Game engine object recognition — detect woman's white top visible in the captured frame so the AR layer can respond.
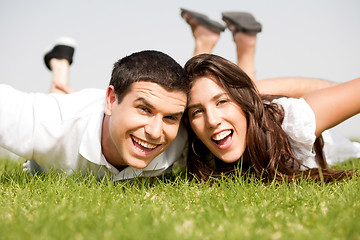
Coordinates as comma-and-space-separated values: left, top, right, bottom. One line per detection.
273, 97, 360, 169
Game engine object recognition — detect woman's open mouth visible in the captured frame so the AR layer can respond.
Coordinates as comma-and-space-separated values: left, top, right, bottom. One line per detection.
212, 130, 233, 149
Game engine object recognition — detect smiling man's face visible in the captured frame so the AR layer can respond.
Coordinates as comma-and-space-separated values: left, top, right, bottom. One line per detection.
101, 81, 187, 169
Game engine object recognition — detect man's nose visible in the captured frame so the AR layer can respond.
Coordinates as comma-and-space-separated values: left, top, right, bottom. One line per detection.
145, 115, 163, 139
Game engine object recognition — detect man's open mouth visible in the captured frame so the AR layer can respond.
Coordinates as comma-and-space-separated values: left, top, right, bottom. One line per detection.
131, 135, 160, 153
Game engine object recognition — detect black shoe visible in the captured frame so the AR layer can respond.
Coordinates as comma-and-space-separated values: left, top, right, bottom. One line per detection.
44, 37, 76, 70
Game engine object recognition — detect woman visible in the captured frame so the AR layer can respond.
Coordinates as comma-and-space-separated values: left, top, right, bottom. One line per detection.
185, 53, 360, 182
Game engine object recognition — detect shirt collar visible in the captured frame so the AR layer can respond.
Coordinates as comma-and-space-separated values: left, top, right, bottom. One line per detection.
79, 103, 109, 167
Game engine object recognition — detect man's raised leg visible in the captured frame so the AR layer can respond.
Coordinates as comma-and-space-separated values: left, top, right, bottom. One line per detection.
44, 37, 76, 94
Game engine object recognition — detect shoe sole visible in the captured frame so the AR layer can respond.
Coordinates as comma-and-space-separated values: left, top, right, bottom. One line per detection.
181, 8, 225, 33
222, 12, 262, 33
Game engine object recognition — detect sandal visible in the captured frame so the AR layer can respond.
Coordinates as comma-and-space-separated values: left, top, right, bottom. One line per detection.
181, 8, 225, 33
222, 12, 262, 34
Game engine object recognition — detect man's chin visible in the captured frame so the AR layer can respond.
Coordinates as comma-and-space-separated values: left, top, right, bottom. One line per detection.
126, 145, 168, 169
127, 158, 152, 169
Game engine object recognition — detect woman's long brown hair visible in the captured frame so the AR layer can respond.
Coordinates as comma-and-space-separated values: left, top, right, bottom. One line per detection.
184, 54, 351, 182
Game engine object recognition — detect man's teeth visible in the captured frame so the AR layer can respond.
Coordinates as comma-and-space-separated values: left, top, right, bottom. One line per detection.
212, 130, 232, 141
133, 137, 157, 149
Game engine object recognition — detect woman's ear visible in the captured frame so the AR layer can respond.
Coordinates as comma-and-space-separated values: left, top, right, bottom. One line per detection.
104, 85, 117, 116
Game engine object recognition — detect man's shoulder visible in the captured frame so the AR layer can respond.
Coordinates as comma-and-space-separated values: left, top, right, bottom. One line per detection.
32, 88, 106, 124
76, 88, 106, 94
50, 88, 106, 109
67, 88, 106, 99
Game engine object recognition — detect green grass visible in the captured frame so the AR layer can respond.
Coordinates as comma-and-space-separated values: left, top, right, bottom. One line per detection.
1, 158, 360, 240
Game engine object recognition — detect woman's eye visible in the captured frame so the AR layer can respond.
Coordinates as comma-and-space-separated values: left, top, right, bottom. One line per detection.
191, 109, 203, 117
217, 99, 229, 105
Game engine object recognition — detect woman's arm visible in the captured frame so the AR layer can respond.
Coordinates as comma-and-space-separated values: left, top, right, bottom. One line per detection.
255, 77, 337, 98
303, 77, 360, 137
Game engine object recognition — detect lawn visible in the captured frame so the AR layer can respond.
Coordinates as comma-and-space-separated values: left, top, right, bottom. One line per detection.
1, 158, 360, 240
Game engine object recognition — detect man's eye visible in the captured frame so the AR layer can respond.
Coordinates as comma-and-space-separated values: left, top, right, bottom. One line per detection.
164, 116, 178, 122
138, 106, 151, 113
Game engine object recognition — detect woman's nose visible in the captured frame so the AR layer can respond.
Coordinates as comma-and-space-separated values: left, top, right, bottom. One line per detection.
205, 108, 221, 128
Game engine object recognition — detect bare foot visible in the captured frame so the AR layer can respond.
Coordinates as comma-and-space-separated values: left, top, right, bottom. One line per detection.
233, 32, 257, 52
223, 19, 258, 81
223, 19, 257, 48
182, 12, 220, 56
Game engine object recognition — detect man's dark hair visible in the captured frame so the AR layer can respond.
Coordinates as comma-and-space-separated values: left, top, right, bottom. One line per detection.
110, 50, 189, 103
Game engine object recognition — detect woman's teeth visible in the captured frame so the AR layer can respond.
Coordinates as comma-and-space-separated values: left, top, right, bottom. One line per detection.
212, 130, 232, 141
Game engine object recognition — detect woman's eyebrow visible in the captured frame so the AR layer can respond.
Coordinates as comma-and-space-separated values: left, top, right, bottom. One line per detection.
187, 103, 202, 110
212, 93, 226, 100
188, 93, 227, 109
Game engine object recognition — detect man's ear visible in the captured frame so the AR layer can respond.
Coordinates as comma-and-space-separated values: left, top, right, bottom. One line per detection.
104, 85, 117, 116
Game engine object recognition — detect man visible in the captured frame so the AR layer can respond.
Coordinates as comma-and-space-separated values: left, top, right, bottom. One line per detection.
0, 38, 189, 180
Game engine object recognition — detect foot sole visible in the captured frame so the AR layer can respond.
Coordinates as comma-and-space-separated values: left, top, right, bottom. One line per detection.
181, 8, 225, 33
222, 12, 262, 34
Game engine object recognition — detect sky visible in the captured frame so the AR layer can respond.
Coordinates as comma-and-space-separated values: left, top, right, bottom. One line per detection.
0, 0, 359, 139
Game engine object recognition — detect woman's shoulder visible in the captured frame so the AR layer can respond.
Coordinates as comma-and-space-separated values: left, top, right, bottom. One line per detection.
274, 97, 316, 146
272, 97, 318, 167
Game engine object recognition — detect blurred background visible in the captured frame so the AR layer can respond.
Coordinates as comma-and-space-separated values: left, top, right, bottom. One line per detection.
1, 0, 359, 139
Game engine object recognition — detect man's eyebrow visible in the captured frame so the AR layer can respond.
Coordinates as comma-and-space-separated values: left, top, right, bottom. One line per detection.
135, 97, 184, 116
187, 93, 226, 109
135, 97, 154, 109
169, 111, 184, 117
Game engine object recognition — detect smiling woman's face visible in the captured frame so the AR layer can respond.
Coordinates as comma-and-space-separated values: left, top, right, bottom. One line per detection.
187, 76, 247, 163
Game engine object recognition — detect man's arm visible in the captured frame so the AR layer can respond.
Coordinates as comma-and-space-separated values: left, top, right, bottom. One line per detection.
255, 77, 337, 98
0, 85, 35, 159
